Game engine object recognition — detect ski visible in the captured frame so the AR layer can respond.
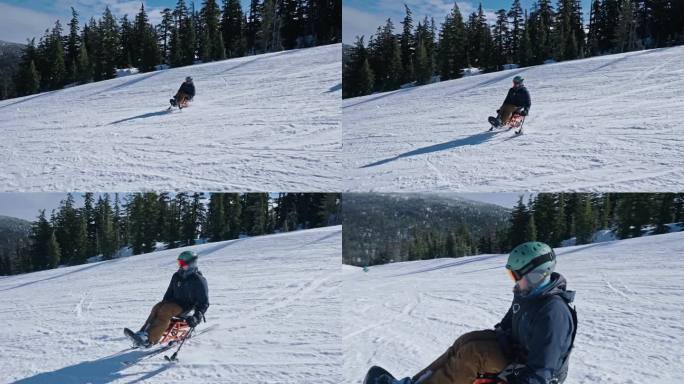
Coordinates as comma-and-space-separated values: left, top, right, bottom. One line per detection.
121, 324, 218, 366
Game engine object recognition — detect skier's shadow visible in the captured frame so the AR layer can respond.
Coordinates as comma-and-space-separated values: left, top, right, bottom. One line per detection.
109, 109, 172, 125
360, 131, 497, 168
10, 348, 173, 384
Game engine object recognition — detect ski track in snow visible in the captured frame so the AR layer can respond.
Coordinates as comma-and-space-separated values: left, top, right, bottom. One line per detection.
343, 46, 684, 192
343, 232, 684, 383
0, 226, 342, 383
0, 45, 342, 192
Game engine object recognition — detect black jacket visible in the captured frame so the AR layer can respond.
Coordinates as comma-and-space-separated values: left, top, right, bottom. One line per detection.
178, 82, 196, 99
495, 273, 576, 384
163, 269, 209, 316
503, 86, 531, 111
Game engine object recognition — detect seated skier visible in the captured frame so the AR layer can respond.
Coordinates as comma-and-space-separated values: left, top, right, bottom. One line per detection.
367, 242, 577, 384
490, 76, 531, 128
126, 251, 209, 347
170, 76, 196, 108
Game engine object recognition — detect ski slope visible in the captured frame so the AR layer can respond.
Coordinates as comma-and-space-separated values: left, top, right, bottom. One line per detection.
0, 44, 341, 191
342, 232, 684, 383
0, 226, 342, 384
343, 46, 684, 192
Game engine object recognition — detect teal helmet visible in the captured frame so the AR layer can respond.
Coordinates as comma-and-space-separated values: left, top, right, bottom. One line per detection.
506, 242, 556, 294
512, 75, 524, 85
177, 250, 198, 268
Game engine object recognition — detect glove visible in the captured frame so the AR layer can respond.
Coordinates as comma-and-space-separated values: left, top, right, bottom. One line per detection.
183, 313, 201, 327
473, 373, 507, 384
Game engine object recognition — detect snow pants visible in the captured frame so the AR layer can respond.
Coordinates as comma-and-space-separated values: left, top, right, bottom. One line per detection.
174, 91, 190, 107
498, 104, 520, 126
143, 301, 184, 344
411, 330, 510, 384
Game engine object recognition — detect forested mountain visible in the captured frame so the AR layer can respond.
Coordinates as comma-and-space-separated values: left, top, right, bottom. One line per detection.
0, 40, 24, 99
0, 192, 340, 276
5, 0, 341, 100
342, 193, 511, 266
343, 0, 684, 98
343, 193, 684, 266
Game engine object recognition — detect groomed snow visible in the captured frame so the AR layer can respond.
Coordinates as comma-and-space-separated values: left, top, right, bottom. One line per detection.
343, 231, 684, 383
0, 44, 341, 192
343, 46, 684, 192
0, 226, 342, 383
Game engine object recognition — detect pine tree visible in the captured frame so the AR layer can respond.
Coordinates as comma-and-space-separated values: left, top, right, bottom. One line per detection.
99, 7, 120, 79
83, 193, 97, 258
66, 8, 81, 83
437, 3, 467, 80
342, 36, 374, 98
76, 44, 92, 83
261, 0, 281, 51
399, 4, 415, 84
159, 8, 174, 63
368, 19, 402, 91
508, 0, 524, 62
492, 9, 511, 69
613, 0, 638, 53
574, 196, 596, 244
46, 21, 66, 90
246, 0, 262, 53
222, 0, 245, 57
587, 0, 602, 56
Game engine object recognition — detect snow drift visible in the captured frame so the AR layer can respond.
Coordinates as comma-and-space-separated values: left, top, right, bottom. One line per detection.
343, 231, 684, 383
0, 44, 341, 192
0, 226, 342, 383
343, 46, 684, 192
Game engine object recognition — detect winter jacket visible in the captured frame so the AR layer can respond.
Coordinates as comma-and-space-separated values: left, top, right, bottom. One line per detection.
178, 82, 196, 99
503, 86, 531, 111
495, 273, 576, 384
163, 269, 209, 316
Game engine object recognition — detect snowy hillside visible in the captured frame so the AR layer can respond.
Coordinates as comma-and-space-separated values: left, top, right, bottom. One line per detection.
0, 44, 341, 191
343, 232, 684, 383
0, 226, 342, 384
343, 46, 684, 192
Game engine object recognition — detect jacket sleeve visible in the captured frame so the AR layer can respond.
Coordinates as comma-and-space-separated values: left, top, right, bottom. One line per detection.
163, 273, 176, 301
188, 84, 196, 98
494, 306, 513, 356
523, 88, 531, 110
510, 299, 573, 384
503, 88, 514, 105
193, 276, 209, 315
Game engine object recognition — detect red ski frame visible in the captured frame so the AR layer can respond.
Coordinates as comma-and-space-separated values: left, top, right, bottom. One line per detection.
159, 317, 191, 345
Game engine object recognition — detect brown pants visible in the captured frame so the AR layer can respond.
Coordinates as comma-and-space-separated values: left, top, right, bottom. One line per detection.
143, 301, 183, 344
174, 92, 189, 107
498, 104, 520, 126
412, 330, 509, 384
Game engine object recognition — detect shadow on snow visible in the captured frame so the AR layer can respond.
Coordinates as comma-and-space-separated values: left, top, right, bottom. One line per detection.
10, 348, 173, 384
109, 109, 172, 125
360, 131, 498, 169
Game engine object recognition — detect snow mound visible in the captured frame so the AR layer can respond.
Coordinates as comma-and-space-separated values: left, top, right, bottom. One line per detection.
0, 44, 341, 191
343, 231, 684, 383
343, 46, 684, 192
0, 226, 342, 383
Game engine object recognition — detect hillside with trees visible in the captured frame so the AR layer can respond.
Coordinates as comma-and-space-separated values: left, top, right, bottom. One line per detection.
0, 192, 339, 276
343, 193, 684, 266
5, 0, 341, 100
343, 0, 684, 98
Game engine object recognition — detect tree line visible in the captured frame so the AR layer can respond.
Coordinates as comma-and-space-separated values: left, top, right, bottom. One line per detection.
506, 193, 684, 248
0, 192, 339, 276
343, 0, 684, 98
6, 0, 341, 99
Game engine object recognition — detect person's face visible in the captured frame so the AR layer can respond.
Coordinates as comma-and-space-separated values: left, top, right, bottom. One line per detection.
513, 81, 521, 88
178, 259, 190, 270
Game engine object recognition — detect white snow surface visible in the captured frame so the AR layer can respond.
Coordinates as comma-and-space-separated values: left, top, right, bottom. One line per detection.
0, 226, 342, 383
343, 232, 684, 383
343, 46, 684, 192
0, 44, 341, 191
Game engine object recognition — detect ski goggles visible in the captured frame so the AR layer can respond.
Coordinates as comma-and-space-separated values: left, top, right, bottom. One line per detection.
507, 251, 555, 281
178, 259, 190, 268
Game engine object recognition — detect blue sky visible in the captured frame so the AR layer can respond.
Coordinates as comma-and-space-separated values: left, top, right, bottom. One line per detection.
0, 0, 251, 44
344, 0, 592, 44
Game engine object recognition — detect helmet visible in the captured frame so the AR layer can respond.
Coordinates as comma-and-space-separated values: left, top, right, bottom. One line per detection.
185, 76, 193, 82
512, 76, 524, 85
177, 250, 198, 268
506, 242, 555, 294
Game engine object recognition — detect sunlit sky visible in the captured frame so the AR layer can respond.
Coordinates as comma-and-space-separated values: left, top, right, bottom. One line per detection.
343, 0, 592, 44
0, 0, 252, 44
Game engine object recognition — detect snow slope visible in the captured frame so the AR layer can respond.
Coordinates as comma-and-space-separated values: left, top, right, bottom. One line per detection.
0, 226, 342, 384
343, 232, 684, 383
343, 46, 684, 192
0, 44, 341, 191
